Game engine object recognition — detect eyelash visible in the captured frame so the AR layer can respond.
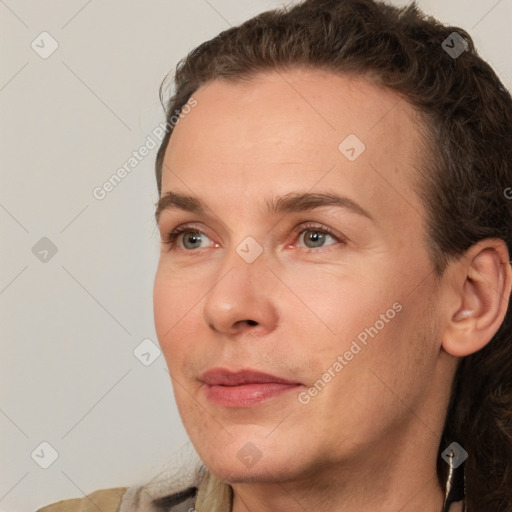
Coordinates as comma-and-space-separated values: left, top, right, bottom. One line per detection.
162, 222, 346, 252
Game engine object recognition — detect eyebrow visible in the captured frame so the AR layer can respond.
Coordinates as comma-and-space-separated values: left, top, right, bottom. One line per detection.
154, 191, 373, 224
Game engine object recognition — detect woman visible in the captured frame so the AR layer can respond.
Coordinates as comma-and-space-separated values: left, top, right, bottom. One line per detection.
38, 0, 512, 510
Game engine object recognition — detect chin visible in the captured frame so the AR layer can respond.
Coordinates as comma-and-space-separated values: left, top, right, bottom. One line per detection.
207, 459, 295, 485
198, 441, 309, 486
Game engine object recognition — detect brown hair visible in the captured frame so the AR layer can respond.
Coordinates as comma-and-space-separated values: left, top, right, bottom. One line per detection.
154, 0, 512, 509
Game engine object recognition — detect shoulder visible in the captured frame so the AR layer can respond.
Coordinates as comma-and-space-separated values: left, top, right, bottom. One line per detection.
120, 484, 198, 512
36, 487, 127, 512
36, 484, 198, 512
36, 466, 203, 512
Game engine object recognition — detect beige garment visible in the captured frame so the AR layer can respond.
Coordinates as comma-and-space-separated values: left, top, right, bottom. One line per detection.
34, 469, 232, 512
36, 487, 127, 512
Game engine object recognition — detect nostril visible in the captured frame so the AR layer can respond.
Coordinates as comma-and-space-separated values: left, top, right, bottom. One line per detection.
246, 320, 258, 326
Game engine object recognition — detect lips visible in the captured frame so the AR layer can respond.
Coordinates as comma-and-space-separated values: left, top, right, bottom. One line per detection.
200, 368, 300, 386
200, 368, 302, 408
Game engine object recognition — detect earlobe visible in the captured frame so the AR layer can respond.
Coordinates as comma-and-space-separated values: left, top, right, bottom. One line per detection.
441, 239, 512, 358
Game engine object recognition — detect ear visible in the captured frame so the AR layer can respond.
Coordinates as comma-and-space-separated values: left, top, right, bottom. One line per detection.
441, 238, 512, 358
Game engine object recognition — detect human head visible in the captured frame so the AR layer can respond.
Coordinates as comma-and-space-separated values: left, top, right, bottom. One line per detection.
153, 1, 512, 509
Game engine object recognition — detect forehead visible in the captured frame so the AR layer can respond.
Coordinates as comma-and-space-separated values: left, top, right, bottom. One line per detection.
166, 68, 424, 154
161, 68, 427, 233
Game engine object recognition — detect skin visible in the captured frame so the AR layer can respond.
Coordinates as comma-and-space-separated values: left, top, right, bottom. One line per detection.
153, 69, 511, 512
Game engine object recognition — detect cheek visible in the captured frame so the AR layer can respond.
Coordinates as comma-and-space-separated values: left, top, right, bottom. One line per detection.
153, 265, 197, 334
290, 269, 399, 353
295, 270, 420, 389
153, 275, 171, 346
153, 268, 193, 370
351, 296, 438, 410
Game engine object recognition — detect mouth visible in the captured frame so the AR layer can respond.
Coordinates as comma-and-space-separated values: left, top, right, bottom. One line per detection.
199, 368, 303, 408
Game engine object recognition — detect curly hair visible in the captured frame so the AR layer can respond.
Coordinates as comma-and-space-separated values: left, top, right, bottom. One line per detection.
154, 1, 512, 509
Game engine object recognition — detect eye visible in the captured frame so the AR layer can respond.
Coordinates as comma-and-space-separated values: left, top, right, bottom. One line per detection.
292, 222, 345, 250
161, 222, 345, 252
162, 224, 215, 251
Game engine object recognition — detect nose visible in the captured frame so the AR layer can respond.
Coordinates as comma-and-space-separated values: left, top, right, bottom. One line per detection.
202, 246, 279, 337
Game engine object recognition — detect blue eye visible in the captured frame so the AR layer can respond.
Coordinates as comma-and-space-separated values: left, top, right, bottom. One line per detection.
162, 222, 345, 252
294, 224, 341, 249
163, 226, 213, 250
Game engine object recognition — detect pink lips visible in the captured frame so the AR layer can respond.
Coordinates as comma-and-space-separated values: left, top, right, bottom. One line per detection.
200, 368, 302, 408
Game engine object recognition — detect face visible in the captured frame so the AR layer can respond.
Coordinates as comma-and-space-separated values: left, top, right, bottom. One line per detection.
153, 69, 448, 485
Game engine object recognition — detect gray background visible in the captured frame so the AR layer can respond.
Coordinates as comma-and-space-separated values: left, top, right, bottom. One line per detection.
1, 1, 510, 511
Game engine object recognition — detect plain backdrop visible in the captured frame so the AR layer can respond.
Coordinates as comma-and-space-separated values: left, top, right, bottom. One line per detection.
1, 1, 511, 510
